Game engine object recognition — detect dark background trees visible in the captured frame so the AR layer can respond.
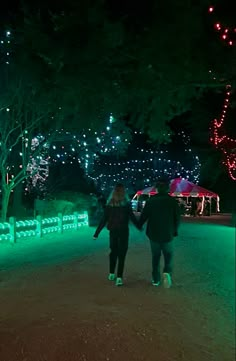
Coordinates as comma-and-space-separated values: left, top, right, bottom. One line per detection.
7, 0, 235, 139
0, 0, 235, 219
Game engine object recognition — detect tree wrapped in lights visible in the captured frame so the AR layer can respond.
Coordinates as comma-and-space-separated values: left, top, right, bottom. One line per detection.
1, 86, 131, 199
0, 83, 55, 221
0, 43, 62, 220
0, 26, 78, 219
208, 2, 236, 180
210, 85, 236, 180
26, 135, 50, 196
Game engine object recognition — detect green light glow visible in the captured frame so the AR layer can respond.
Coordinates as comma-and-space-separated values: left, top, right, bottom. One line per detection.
0, 212, 88, 242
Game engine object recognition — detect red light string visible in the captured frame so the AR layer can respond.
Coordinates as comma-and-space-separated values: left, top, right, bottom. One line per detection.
208, 5, 236, 46
210, 85, 236, 180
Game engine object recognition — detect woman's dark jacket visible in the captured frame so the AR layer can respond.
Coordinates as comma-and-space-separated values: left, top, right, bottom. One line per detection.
93, 202, 138, 237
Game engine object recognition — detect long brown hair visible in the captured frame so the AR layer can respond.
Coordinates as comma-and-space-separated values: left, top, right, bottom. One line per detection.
107, 183, 130, 206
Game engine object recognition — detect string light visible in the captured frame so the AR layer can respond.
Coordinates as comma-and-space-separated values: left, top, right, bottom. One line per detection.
208, 4, 236, 46
91, 131, 200, 192
48, 116, 131, 175
0, 30, 12, 64
1, 31, 130, 195
208, 5, 236, 180
1, 30, 201, 194
210, 85, 236, 180
4, 112, 131, 197
26, 136, 50, 195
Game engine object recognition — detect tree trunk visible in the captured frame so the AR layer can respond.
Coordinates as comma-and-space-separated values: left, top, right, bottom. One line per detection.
12, 182, 24, 218
1, 186, 11, 222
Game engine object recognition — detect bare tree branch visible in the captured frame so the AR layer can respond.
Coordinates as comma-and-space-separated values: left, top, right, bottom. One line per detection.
4, 123, 22, 146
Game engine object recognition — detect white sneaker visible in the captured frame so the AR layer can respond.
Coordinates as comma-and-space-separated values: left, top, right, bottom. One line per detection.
163, 273, 172, 288
152, 280, 160, 287
115, 277, 123, 286
108, 273, 116, 281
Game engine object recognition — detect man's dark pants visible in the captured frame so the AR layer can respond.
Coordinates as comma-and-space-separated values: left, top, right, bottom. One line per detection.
109, 229, 129, 278
150, 240, 173, 283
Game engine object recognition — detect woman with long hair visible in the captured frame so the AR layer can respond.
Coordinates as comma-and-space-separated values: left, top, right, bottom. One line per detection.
93, 183, 139, 286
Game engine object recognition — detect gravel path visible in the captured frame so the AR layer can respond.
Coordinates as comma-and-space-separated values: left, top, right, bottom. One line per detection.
0, 218, 235, 361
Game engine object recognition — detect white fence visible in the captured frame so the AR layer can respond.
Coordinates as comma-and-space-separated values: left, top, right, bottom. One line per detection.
0, 211, 88, 243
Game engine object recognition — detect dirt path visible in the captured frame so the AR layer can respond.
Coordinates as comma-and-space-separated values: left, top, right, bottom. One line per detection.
0, 221, 235, 361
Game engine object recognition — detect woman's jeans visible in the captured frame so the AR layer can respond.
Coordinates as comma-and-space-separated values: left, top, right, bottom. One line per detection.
109, 229, 129, 278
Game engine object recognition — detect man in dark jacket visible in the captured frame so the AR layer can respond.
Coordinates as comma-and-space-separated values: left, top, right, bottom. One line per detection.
138, 178, 180, 288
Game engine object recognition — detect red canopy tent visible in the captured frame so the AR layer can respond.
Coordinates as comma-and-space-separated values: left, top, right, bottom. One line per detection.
132, 178, 220, 213
135, 178, 219, 198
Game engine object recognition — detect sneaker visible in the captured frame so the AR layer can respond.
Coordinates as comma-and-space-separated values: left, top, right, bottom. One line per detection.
108, 273, 116, 281
163, 273, 172, 288
152, 280, 160, 287
115, 277, 123, 286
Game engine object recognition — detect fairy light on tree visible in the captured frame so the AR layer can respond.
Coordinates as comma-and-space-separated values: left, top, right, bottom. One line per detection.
0, 30, 12, 64
48, 115, 131, 175
26, 135, 50, 196
90, 131, 200, 193
208, 3, 236, 46
0, 29, 64, 219
210, 85, 236, 180
207, 3, 236, 180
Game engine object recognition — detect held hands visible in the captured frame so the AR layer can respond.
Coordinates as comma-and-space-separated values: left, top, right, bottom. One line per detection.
136, 222, 143, 231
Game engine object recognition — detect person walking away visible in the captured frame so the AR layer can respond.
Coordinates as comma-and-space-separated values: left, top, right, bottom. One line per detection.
204, 198, 211, 216
89, 194, 98, 226
138, 178, 180, 288
93, 183, 139, 286
97, 193, 106, 210
196, 197, 202, 216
